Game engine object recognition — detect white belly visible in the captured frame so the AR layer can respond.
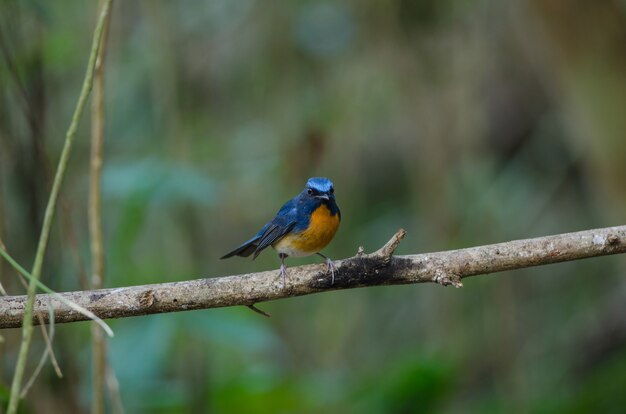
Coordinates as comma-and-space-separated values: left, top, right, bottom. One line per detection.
272, 243, 314, 258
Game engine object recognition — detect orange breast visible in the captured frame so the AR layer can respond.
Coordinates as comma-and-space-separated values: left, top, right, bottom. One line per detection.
273, 204, 340, 257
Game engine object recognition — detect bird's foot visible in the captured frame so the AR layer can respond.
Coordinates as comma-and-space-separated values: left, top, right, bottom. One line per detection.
325, 257, 337, 285
279, 263, 288, 288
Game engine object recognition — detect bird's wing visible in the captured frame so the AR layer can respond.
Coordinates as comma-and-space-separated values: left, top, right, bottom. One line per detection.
221, 197, 300, 260
252, 220, 296, 258
252, 201, 298, 258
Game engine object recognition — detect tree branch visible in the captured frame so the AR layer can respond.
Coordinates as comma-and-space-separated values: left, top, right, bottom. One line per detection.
1, 225, 625, 329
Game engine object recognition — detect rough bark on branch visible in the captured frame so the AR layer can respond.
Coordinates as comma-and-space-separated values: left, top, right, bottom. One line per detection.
1, 226, 625, 329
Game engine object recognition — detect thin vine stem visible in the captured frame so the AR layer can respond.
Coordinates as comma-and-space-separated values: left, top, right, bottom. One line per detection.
0, 247, 113, 336
7, 1, 114, 413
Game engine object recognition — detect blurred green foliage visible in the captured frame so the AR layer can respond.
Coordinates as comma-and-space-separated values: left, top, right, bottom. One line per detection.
1, 0, 626, 412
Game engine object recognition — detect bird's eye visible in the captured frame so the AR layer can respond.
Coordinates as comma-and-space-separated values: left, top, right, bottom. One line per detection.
307, 188, 313, 195
330, 188, 334, 194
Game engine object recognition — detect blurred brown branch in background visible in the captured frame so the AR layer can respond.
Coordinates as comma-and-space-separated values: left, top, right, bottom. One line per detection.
89, 1, 118, 413
0, 225, 624, 329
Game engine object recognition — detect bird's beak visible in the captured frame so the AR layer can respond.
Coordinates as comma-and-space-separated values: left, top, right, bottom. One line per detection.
316, 194, 330, 201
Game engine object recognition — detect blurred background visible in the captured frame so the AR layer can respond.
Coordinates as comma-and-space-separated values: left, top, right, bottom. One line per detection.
1, 0, 626, 412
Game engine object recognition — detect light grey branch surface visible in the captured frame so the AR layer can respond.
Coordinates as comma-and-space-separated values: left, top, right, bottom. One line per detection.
1, 226, 625, 329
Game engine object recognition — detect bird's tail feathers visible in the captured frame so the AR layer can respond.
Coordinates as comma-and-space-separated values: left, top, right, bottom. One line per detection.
220, 235, 261, 259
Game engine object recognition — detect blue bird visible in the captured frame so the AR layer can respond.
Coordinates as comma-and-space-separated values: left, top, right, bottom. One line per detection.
221, 177, 341, 286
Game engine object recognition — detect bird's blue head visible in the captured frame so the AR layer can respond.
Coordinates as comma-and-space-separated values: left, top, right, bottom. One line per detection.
304, 177, 335, 201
